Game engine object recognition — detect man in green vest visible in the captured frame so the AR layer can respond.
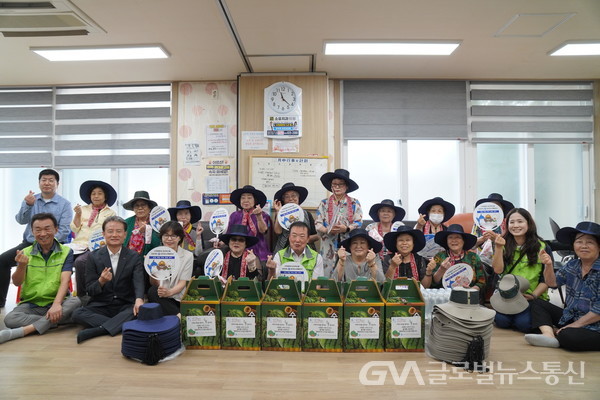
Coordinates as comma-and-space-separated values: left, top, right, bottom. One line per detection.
0, 213, 81, 344
266, 221, 325, 281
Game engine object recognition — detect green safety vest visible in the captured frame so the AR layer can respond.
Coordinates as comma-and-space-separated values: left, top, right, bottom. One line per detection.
20, 241, 70, 306
278, 246, 319, 279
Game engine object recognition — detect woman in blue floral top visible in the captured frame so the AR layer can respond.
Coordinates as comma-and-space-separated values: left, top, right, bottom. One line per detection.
525, 221, 600, 351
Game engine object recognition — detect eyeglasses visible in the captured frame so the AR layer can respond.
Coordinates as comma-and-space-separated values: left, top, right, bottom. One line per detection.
331, 183, 346, 188
229, 237, 246, 243
133, 203, 149, 209
162, 235, 180, 240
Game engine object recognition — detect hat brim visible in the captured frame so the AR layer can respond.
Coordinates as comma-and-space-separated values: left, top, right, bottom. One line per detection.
434, 230, 477, 251
230, 188, 267, 209
320, 172, 359, 193
79, 180, 118, 207
168, 205, 202, 224
220, 232, 260, 248
490, 291, 529, 315
122, 316, 180, 333
368, 203, 406, 222
556, 226, 600, 246
340, 232, 383, 253
273, 185, 308, 205
436, 302, 496, 322
123, 197, 158, 211
383, 229, 426, 254
418, 199, 455, 222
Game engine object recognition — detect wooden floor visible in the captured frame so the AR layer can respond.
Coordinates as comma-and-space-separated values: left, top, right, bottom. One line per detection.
1, 293, 599, 399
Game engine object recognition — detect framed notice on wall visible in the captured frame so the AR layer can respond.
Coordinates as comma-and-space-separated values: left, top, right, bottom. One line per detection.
250, 156, 328, 208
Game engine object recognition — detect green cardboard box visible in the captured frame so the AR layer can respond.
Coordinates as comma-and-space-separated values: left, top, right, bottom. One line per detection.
343, 278, 385, 352
383, 278, 425, 352
261, 277, 303, 351
180, 276, 223, 349
220, 277, 262, 351
302, 277, 343, 352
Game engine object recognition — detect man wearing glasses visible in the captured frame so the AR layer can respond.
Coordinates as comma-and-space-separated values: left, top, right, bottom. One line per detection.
0, 169, 73, 309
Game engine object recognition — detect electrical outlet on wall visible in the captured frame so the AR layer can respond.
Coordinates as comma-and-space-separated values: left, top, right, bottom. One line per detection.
211, 89, 218, 100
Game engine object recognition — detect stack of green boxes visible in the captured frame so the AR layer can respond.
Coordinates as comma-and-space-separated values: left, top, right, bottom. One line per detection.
343, 277, 385, 352
302, 277, 343, 352
181, 276, 223, 349
382, 277, 425, 352
261, 277, 303, 351
221, 277, 262, 351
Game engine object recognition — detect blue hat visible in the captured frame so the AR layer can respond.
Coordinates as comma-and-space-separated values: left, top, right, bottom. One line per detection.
434, 224, 477, 251
79, 180, 117, 207
168, 200, 202, 224
369, 199, 405, 222
121, 303, 181, 365
220, 224, 259, 247
556, 221, 600, 245
339, 228, 383, 254
418, 197, 455, 223
383, 226, 426, 254
230, 185, 267, 209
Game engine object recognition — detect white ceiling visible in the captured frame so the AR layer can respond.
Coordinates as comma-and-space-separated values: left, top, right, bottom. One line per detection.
1, 0, 599, 86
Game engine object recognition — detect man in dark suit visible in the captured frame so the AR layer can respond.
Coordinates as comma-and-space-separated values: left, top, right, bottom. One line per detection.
72, 216, 145, 343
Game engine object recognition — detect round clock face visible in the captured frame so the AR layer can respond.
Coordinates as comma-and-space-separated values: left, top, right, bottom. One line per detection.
268, 83, 298, 113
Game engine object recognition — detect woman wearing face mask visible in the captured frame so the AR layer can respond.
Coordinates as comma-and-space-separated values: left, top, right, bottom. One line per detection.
414, 197, 455, 258
428, 224, 486, 294
227, 185, 271, 264
272, 182, 318, 254
491, 208, 552, 333
365, 199, 405, 261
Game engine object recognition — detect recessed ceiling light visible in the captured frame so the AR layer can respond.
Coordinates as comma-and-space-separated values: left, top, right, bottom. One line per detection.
31, 45, 170, 61
324, 41, 460, 55
550, 41, 600, 56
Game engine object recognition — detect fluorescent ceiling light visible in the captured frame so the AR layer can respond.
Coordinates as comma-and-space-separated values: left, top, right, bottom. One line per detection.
550, 42, 600, 56
324, 41, 460, 55
31, 45, 169, 61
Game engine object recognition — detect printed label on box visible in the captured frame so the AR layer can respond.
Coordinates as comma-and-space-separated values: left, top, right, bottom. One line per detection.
186, 315, 216, 337
307, 317, 338, 339
225, 317, 256, 338
391, 316, 422, 338
349, 317, 380, 339
266, 317, 297, 339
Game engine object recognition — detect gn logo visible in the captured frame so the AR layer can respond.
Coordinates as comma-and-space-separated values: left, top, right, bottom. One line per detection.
358, 361, 425, 386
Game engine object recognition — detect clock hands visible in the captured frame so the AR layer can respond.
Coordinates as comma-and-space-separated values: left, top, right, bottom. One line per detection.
280, 91, 290, 106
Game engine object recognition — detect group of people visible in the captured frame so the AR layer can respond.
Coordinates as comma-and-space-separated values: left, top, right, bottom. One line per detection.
0, 168, 598, 352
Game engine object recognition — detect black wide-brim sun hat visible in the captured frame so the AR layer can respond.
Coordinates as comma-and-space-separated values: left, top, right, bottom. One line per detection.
273, 182, 308, 205
79, 180, 117, 207
220, 224, 260, 247
168, 200, 202, 224
475, 193, 514, 215
434, 224, 477, 251
556, 221, 600, 246
369, 199, 406, 222
320, 168, 359, 193
383, 226, 426, 254
123, 190, 158, 211
230, 185, 267, 209
417, 197, 455, 222
339, 228, 383, 254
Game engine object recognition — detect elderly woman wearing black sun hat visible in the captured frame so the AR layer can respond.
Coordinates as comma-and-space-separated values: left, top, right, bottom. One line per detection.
332, 228, 385, 283
382, 226, 432, 286
272, 182, 318, 254
525, 221, 600, 351
315, 169, 363, 277
365, 199, 405, 261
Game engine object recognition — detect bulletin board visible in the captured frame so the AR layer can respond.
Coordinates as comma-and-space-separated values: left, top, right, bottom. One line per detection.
250, 156, 329, 208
